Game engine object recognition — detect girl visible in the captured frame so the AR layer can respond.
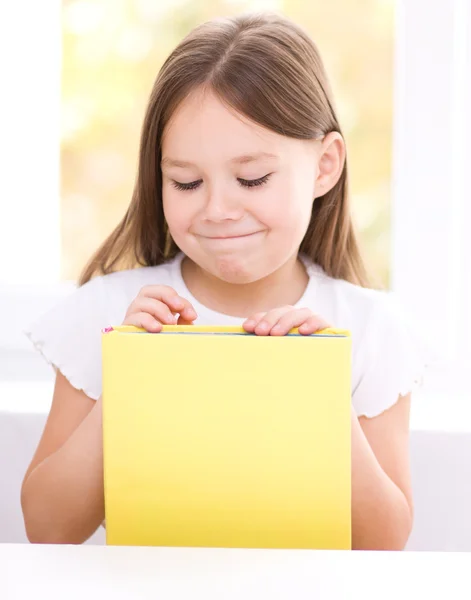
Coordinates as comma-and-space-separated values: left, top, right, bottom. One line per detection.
21, 12, 425, 549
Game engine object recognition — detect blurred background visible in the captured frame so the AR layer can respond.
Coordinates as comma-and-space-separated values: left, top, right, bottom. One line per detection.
60, 0, 395, 286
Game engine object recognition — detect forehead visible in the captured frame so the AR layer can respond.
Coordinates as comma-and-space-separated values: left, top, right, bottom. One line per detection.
161, 88, 304, 162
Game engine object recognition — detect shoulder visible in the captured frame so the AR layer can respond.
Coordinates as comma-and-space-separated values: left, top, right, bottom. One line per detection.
303, 258, 427, 417
82, 257, 181, 323
302, 257, 392, 334
304, 256, 407, 364
94, 258, 178, 296
23, 257, 183, 400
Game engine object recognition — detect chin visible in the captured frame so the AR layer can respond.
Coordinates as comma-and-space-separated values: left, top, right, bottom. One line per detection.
208, 255, 265, 285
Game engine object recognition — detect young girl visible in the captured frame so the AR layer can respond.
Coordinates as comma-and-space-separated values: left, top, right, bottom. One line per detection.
21, 12, 425, 550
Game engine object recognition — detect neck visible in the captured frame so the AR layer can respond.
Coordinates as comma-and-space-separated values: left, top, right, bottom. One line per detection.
181, 254, 310, 318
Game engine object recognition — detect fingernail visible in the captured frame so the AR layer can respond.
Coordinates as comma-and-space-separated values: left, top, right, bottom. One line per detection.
271, 325, 282, 333
245, 320, 255, 328
257, 322, 269, 332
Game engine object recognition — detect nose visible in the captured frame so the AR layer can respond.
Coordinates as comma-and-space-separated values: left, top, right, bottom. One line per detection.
202, 184, 244, 223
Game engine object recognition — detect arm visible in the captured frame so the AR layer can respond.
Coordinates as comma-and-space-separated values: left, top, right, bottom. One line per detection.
351, 393, 414, 550
240, 301, 414, 549
21, 371, 105, 544
21, 284, 197, 544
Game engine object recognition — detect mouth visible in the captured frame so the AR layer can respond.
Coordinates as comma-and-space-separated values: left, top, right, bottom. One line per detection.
199, 231, 263, 241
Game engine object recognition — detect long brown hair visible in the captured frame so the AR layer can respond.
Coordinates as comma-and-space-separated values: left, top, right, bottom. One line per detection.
79, 11, 373, 288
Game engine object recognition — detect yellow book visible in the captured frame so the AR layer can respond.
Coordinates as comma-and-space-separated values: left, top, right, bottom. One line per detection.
102, 325, 352, 549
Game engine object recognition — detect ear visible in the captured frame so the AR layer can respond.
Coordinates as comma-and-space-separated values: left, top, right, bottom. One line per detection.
314, 132, 346, 198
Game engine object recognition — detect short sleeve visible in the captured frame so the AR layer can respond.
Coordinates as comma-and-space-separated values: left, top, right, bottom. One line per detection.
23, 276, 110, 401
351, 292, 434, 418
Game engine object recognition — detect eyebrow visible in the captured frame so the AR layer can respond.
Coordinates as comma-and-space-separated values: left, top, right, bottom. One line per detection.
160, 152, 279, 169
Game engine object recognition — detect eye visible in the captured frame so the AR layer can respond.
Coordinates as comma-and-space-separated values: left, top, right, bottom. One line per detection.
237, 173, 272, 189
171, 179, 202, 192
170, 173, 272, 192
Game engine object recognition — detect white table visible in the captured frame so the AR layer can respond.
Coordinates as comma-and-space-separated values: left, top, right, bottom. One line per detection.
2, 544, 471, 600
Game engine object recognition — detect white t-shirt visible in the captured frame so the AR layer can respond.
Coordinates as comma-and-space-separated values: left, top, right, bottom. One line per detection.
24, 252, 428, 418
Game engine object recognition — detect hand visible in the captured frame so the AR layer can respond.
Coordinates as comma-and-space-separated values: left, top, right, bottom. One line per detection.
122, 285, 197, 332
243, 306, 330, 336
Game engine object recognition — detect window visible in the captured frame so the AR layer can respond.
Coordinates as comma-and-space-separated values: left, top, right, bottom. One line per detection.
390, 0, 471, 428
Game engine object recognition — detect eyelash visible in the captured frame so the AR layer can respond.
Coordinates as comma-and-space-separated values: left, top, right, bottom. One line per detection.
171, 173, 272, 192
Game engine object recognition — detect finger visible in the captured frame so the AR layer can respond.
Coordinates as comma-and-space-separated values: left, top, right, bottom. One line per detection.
243, 312, 268, 333
266, 308, 315, 336
123, 312, 163, 333
177, 313, 194, 326
175, 296, 198, 322
298, 314, 331, 335
139, 284, 180, 302
128, 297, 178, 325
253, 306, 294, 336
139, 285, 197, 318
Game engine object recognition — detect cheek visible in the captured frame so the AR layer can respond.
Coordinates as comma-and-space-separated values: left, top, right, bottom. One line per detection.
286, 179, 315, 229
163, 193, 192, 234
258, 183, 313, 233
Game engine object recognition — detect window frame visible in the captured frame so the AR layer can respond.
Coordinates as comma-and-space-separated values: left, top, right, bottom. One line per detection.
390, 0, 471, 394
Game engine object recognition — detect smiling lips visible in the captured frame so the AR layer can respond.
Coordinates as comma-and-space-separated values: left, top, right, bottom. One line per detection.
199, 231, 263, 240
